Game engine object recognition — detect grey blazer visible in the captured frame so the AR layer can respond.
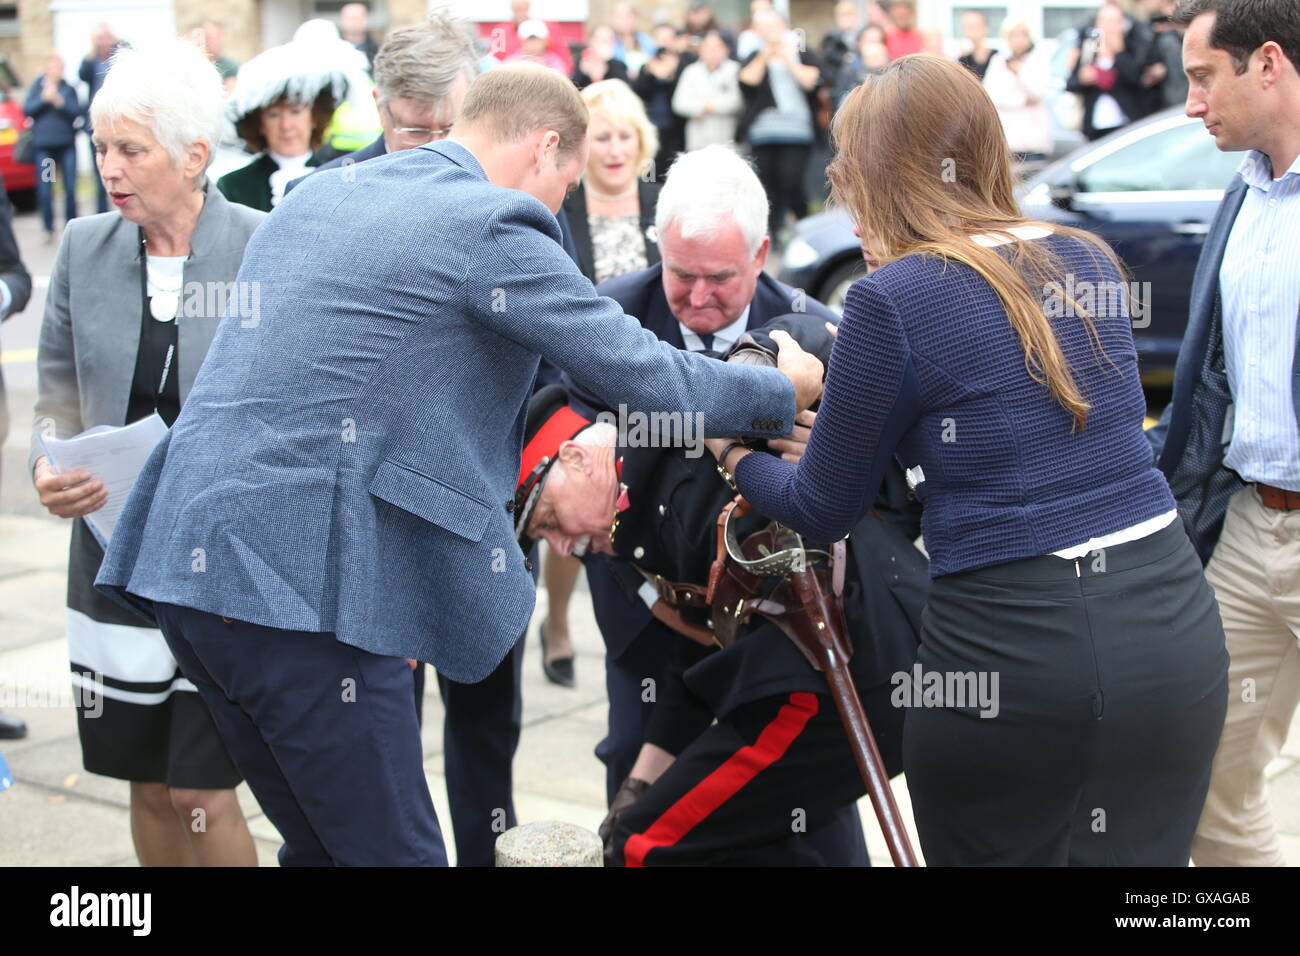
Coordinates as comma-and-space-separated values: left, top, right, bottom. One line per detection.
29, 183, 266, 473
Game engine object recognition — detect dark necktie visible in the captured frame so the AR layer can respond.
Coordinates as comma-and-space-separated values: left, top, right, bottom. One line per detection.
698, 332, 714, 352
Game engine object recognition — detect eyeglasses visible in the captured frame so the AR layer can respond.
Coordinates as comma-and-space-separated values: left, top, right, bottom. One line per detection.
383, 104, 453, 147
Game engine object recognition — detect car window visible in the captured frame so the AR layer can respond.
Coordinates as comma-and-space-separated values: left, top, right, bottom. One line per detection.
1077, 122, 1243, 193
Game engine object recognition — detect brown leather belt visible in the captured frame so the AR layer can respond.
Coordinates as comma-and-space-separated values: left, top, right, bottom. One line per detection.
1256, 482, 1300, 511
646, 572, 710, 609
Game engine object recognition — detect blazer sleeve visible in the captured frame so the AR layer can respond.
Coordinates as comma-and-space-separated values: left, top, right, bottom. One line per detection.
734, 276, 924, 543
632, 65, 660, 99
23, 81, 47, 119
57, 83, 82, 119
30, 228, 83, 473
0, 190, 32, 320
473, 198, 796, 440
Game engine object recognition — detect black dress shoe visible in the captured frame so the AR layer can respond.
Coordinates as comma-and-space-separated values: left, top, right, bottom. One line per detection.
539, 621, 576, 689
0, 712, 28, 740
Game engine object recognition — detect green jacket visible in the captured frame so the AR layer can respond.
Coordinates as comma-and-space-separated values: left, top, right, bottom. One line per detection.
216, 152, 323, 213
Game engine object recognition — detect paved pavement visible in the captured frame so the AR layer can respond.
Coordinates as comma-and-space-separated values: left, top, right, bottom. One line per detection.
2, 203, 1298, 867
0, 513, 933, 866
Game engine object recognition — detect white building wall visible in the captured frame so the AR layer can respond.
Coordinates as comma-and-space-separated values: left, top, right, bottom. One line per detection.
51, 0, 177, 74
435, 0, 591, 23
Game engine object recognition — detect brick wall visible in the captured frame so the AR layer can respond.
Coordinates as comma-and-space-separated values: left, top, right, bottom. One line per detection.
173, 0, 263, 65
16, 0, 53, 83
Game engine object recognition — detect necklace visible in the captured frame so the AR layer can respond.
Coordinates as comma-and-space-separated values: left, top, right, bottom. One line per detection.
587, 185, 637, 202
145, 264, 183, 322
141, 235, 184, 323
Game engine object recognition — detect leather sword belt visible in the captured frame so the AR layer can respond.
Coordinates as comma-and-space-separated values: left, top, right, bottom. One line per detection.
639, 492, 920, 866
637, 495, 844, 653
1256, 482, 1300, 511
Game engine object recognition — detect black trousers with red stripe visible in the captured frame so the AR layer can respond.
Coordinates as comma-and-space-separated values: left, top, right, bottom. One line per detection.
611, 690, 884, 866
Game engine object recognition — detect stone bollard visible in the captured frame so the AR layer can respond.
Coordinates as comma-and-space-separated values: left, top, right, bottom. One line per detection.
494, 821, 604, 867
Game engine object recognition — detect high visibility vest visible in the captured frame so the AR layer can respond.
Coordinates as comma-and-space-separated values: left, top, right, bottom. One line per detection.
324, 94, 382, 153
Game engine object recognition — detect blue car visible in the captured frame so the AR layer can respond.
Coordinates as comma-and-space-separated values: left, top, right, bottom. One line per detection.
777, 108, 1244, 381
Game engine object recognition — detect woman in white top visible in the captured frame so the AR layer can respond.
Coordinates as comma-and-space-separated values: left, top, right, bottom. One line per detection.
673, 29, 744, 152
982, 21, 1053, 161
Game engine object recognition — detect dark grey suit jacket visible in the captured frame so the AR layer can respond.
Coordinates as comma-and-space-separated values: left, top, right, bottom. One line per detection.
1148, 175, 1299, 562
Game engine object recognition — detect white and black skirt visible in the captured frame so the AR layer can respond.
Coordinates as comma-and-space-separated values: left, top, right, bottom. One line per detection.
66, 518, 241, 789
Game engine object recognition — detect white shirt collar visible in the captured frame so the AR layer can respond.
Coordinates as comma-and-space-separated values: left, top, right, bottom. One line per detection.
678, 305, 751, 355
970, 224, 1054, 247
1237, 148, 1300, 191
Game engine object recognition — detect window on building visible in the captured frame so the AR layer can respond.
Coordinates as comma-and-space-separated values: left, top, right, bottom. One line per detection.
0, 4, 18, 40
311, 1, 389, 31
951, 6, 1008, 40
1043, 5, 1100, 41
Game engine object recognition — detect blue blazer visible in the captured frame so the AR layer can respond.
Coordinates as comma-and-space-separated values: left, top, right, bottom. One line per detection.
1149, 174, 1300, 561
285, 134, 582, 266
96, 140, 797, 682
568, 263, 837, 661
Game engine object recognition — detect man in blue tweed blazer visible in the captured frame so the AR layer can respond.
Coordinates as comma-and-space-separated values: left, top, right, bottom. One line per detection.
95, 65, 821, 866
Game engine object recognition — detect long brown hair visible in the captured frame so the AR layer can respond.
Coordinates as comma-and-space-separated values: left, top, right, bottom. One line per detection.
828, 54, 1121, 429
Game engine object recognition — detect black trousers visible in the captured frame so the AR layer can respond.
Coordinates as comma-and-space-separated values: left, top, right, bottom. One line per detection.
595, 623, 674, 804
751, 142, 812, 236
412, 633, 525, 868
903, 520, 1229, 866
611, 689, 887, 866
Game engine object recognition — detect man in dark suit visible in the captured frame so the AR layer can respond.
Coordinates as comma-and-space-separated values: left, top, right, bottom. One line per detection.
1150, 0, 1300, 866
0, 180, 33, 740
557, 143, 875, 861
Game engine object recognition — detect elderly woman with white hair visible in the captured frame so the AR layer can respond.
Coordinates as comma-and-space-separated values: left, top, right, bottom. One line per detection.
30, 40, 264, 866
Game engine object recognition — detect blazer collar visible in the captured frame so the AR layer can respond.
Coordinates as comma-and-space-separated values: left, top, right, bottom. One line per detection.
189, 181, 237, 257
127, 179, 232, 262
425, 139, 487, 180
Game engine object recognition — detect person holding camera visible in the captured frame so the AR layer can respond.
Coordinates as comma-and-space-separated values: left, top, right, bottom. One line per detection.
738, 9, 825, 241
23, 55, 81, 243
1066, 1, 1161, 140
635, 24, 691, 179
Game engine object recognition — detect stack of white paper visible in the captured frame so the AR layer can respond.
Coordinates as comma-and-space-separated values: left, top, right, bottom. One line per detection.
38, 413, 169, 547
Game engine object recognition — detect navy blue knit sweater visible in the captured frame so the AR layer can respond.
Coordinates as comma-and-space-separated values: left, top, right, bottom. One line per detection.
735, 233, 1176, 577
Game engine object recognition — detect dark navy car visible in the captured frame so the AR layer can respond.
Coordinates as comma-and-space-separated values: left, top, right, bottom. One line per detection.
777, 108, 1244, 381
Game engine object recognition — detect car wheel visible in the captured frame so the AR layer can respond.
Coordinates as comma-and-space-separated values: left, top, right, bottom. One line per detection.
817, 257, 869, 315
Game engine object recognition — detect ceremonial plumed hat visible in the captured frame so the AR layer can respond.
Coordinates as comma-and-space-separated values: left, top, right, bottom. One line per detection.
513, 386, 594, 551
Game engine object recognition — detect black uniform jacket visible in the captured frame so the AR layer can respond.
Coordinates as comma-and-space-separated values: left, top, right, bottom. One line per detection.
596, 315, 928, 775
